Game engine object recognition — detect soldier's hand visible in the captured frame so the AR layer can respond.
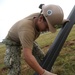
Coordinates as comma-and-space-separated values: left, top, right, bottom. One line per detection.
42, 70, 57, 75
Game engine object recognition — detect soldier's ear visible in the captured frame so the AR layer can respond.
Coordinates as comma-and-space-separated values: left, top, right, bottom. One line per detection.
38, 15, 43, 22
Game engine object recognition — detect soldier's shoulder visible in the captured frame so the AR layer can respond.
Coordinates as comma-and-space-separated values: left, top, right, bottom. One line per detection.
25, 13, 40, 19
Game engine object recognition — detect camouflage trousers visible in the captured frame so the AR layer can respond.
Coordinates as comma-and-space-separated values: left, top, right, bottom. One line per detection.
2, 39, 45, 75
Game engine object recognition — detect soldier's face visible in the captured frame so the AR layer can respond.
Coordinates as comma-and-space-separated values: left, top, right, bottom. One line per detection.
37, 16, 49, 32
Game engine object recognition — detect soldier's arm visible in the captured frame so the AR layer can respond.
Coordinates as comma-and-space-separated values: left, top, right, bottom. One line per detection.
23, 48, 45, 75
18, 31, 44, 75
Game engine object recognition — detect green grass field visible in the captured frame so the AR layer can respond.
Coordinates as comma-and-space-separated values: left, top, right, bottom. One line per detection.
0, 25, 75, 75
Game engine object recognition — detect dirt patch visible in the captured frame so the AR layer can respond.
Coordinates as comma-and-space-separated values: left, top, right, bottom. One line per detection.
64, 39, 75, 47
42, 39, 75, 53
42, 45, 49, 53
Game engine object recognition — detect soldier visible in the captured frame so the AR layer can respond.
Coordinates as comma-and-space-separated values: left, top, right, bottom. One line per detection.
2, 4, 68, 75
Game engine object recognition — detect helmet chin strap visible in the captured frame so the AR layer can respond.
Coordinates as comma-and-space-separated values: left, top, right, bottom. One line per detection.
35, 24, 40, 32
33, 17, 40, 32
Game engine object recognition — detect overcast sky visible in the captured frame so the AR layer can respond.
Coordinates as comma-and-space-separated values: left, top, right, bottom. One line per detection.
0, 0, 75, 42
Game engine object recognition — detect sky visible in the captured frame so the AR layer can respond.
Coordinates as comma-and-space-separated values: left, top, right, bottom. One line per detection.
0, 0, 75, 42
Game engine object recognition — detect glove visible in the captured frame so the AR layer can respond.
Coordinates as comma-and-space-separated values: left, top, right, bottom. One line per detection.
42, 70, 57, 75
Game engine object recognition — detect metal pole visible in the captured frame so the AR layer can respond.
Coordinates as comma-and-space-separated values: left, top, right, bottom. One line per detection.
34, 5, 75, 75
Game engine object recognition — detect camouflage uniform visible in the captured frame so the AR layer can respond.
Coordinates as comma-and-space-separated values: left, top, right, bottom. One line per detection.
2, 38, 45, 75
33, 42, 45, 64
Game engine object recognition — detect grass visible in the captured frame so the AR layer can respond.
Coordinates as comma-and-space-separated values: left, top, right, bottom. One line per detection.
0, 25, 75, 75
